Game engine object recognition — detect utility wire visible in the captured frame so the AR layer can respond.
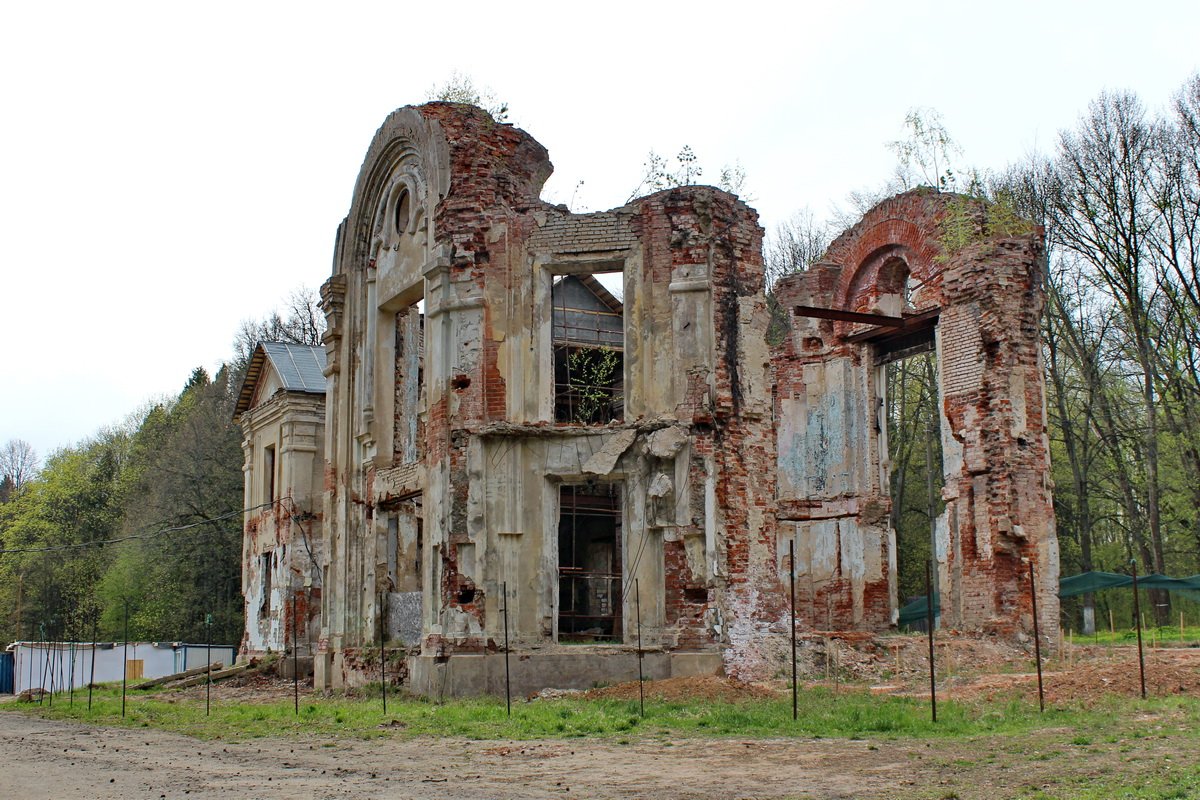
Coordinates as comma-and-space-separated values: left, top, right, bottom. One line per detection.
0, 501, 274, 556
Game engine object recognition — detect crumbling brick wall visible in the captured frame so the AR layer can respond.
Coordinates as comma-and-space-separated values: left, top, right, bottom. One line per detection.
313, 105, 1059, 693
771, 190, 1059, 641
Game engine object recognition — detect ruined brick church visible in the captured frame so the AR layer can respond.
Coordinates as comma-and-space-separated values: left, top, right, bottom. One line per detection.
236, 103, 1059, 695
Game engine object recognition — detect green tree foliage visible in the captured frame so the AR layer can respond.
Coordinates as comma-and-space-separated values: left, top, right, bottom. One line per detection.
992, 75, 1200, 629
96, 367, 245, 643
886, 352, 944, 603
0, 289, 321, 649
0, 430, 130, 643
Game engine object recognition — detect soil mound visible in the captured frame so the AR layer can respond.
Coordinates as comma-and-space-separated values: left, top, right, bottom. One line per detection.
583, 675, 780, 703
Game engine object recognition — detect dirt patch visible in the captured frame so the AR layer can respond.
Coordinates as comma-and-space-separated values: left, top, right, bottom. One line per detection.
0, 714, 902, 800
4, 709, 1196, 800
150, 673, 312, 705
583, 675, 780, 702
940, 648, 1200, 704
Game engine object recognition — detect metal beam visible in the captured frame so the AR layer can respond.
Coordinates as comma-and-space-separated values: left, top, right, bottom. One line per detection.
844, 307, 941, 344
793, 305, 907, 328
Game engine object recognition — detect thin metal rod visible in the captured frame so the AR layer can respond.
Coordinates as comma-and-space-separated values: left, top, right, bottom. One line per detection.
379, 592, 386, 715
88, 613, 97, 712
69, 639, 75, 707
790, 539, 797, 721
1131, 562, 1147, 699
121, 600, 129, 718
502, 581, 511, 717
28, 632, 35, 699
206, 613, 213, 716
1029, 561, 1044, 712
294, 600, 301, 715
48, 634, 56, 707
635, 578, 644, 717
38, 623, 48, 705
925, 560, 937, 723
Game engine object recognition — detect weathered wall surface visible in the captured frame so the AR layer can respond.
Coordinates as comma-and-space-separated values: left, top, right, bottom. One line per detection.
238, 389, 324, 656
772, 190, 1059, 641
312, 107, 1058, 693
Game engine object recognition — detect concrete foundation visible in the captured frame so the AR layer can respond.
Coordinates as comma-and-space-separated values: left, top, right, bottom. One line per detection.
407, 649, 722, 699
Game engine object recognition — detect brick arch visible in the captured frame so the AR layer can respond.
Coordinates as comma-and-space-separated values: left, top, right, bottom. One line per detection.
841, 243, 920, 313
821, 191, 952, 315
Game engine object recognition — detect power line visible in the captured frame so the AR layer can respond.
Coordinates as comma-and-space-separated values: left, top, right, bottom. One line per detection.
0, 501, 274, 557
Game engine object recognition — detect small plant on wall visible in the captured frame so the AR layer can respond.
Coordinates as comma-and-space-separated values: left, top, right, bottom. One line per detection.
568, 347, 621, 424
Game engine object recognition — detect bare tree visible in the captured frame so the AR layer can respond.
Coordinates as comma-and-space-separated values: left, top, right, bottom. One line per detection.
763, 209, 832, 346
232, 286, 326, 373
0, 438, 38, 499
888, 107, 965, 191
764, 208, 832, 291
1051, 91, 1169, 615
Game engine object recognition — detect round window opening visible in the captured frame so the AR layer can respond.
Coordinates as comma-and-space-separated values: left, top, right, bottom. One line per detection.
393, 189, 411, 236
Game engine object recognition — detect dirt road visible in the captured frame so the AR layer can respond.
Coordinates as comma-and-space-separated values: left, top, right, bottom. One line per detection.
0, 714, 908, 799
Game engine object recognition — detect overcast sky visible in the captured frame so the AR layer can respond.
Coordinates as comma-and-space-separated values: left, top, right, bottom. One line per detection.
3, 0, 1197, 460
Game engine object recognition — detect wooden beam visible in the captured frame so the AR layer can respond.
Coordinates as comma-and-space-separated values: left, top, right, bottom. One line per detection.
131, 661, 224, 691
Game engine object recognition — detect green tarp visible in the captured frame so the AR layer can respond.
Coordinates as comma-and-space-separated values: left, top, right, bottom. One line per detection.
898, 572, 1200, 628
1058, 571, 1200, 600
898, 593, 939, 626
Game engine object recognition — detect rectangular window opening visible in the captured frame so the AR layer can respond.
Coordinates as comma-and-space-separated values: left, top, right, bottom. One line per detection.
394, 303, 425, 463
552, 272, 624, 424
557, 483, 622, 643
259, 551, 273, 620
264, 444, 276, 505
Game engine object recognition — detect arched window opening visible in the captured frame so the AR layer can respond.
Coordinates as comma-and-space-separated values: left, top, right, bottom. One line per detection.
393, 188, 412, 237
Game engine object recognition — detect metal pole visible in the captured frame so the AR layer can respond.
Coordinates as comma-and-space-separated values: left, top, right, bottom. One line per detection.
1029, 561, 1044, 712
58, 630, 66, 701
790, 539, 797, 721
293, 601, 300, 716
38, 622, 47, 705
502, 581, 511, 717
206, 613, 213, 716
1131, 562, 1147, 699
121, 599, 129, 718
88, 612, 97, 712
48, 632, 56, 707
378, 592, 386, 715
635, 578, 644, 718
69, 639, 76, 707
925, 560, 937, 723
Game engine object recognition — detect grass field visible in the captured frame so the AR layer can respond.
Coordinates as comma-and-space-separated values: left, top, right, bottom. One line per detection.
1061, 624, 1200, 648
6, 681, 1200, 799
6, 680, 1196, 742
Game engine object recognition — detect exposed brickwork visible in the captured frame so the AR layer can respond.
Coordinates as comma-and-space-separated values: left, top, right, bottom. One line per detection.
527, 211, 637, 255
771, 190, 1059, 643
312, 108, 1058, 692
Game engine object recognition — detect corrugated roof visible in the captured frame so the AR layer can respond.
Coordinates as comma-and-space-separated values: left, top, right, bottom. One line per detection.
234, 342, 327, 418
261, 341, 327, 393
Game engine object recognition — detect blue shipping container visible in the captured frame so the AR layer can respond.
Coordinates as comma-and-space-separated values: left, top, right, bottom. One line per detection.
0, 651, 13, 694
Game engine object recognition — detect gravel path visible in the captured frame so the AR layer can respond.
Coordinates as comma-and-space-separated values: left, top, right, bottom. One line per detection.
0, 714, 902, 799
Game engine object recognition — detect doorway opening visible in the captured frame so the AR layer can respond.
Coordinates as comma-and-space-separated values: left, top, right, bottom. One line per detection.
557, 483, 622, 642
881, 341, 945, 620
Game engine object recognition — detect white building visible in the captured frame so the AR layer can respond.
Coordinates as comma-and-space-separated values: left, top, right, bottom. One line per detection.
7, 641, 233, 694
